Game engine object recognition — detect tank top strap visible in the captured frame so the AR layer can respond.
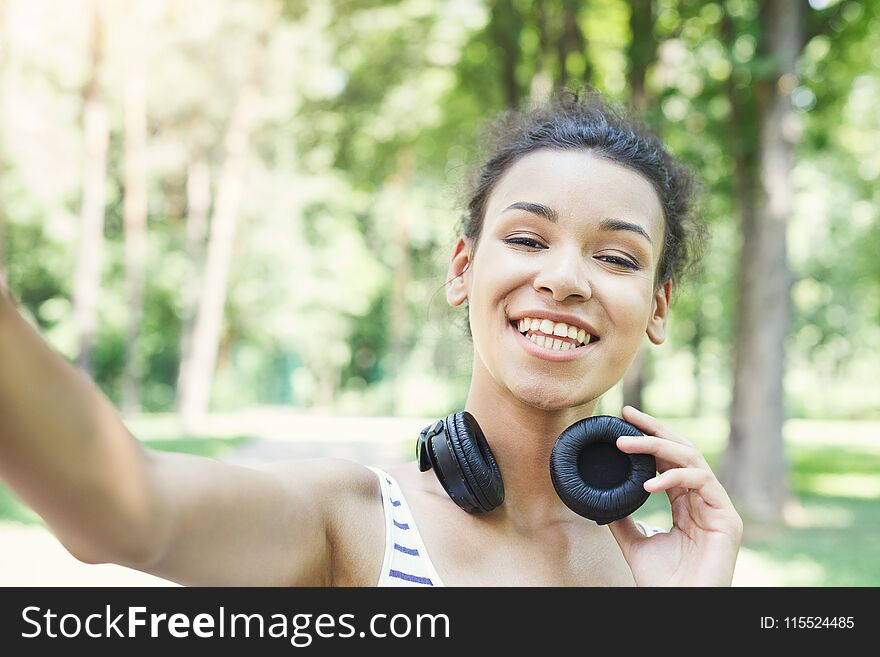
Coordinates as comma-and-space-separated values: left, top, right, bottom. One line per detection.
366, 466, 445, 587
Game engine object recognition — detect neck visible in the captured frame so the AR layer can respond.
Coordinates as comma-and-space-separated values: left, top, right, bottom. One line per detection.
463, 360, 600, 531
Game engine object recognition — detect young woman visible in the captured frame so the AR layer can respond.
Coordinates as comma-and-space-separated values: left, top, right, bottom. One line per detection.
0, 88, 742, 587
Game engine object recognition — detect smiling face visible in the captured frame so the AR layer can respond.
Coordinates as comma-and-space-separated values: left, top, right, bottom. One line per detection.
447, 148, 672, 411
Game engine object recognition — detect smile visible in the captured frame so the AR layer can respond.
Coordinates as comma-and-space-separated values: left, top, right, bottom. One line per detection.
509, 320, 599, 362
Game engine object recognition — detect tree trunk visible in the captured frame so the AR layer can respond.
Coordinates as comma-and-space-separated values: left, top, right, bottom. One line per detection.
558, 0, 587, 87
690, 299, 705, 417
627, 0, 655, 113
389, 147, 414, 415
529, 0, 552, 101
72, 0, 108, 375
0, 0, 7, 286
530, 0, 587, 99
176, 77, 260, 431
622, 344, 647, 411
175, 155, 211, 418
489, 0, 523, 108
315, 367, 341, 412
621, 0, 658, 411
719, 0, 801, 529
121, 3, 148, 414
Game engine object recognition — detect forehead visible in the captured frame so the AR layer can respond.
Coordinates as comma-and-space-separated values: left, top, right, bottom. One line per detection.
485, 148, 665, 244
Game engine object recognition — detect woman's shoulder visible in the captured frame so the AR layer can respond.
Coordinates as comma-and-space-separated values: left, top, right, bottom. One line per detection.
257, 457, 384, 538
259, 457, 385, 586
259, 456, 380, 500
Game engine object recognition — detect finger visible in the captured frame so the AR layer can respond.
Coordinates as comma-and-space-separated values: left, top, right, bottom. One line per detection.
643, 467, 731, 509
616, 434, 707, 470
621, 405, 696, 449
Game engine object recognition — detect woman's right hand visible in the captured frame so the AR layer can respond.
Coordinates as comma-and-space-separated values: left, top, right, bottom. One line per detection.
607, 406, 743, 587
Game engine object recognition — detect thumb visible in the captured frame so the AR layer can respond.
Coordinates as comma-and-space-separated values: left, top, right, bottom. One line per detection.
606, 516, 646, 561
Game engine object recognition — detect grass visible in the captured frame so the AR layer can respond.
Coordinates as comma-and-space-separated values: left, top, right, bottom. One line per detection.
632, 436, 880, 586
746, 493, 880, 586
141, 435, 250, 457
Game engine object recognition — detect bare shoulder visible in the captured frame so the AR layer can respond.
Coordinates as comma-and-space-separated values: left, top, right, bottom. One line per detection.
137, 453, 386, 586
256, 457, 379, 501
259, 457, 385, 587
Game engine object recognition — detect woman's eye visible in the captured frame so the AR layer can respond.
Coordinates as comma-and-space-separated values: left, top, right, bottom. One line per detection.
504, 237, 544, 249
597, 255, 639, 270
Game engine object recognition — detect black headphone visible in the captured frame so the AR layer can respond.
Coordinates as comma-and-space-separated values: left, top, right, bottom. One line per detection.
416, 411, 656, 525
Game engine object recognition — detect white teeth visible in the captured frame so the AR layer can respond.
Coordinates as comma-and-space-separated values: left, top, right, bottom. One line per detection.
526, 332, 575, 352
515, 316, 597, 348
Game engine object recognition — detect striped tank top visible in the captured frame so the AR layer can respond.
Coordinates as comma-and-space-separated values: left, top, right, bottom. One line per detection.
366, 466, 666, 587
367, 466, 445, 587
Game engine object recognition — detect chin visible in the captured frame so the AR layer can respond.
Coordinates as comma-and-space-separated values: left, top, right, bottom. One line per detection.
507, 380, 589, 411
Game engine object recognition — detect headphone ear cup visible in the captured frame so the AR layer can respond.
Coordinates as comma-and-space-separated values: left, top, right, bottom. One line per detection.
549, 415, 655, 525
446, 411, 504, 512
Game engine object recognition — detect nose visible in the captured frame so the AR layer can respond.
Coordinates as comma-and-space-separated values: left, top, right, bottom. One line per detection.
532, 245, 593, 302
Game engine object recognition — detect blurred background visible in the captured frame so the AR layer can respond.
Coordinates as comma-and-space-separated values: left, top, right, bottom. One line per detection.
0, 0, 877, 586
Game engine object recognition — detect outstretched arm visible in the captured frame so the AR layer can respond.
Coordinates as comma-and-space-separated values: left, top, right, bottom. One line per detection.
0, 287, 161, 565
0, 287, 374, 585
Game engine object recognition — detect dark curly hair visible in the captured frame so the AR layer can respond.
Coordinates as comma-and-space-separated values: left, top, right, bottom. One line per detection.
452, 87, 707, 308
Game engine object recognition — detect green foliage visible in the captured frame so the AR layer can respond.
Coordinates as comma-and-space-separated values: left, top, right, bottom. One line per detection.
0, 0, 877, 419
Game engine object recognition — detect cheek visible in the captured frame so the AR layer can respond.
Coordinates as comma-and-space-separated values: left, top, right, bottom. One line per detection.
598, 283, 653, 330
473, 247, 522, 296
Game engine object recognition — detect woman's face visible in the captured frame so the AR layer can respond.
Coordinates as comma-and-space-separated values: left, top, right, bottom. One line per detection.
447, 148, 672, 410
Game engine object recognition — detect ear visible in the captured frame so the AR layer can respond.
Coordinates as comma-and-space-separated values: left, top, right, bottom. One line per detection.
445, 236, 472, 307
646, 280, 672, 345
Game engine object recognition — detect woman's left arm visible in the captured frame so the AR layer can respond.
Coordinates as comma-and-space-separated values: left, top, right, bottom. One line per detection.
607, 405, 744, 586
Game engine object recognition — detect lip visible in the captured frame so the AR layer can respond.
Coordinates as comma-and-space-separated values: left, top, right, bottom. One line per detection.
508, 310, 600, 340
509, 321, 598, 362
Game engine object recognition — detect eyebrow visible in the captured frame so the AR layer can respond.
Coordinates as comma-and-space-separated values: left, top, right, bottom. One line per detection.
501, 201, 653, 246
